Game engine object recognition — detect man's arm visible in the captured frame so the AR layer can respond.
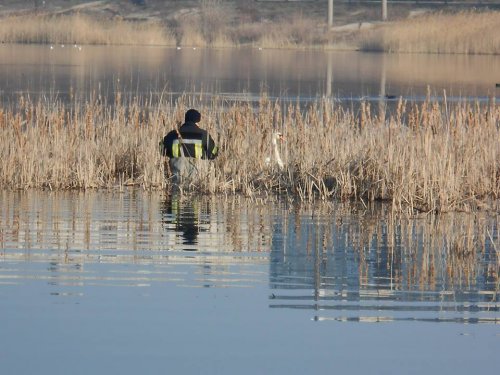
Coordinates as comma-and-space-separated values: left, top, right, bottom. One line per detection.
205, 133, 218, 160
163, 131, 177, 158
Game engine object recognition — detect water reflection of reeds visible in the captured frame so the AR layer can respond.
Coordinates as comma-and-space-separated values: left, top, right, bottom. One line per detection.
0, 190, 274, 256
1, 190, 498, 323
0, 190, 276, 289
269, 203, 499, 323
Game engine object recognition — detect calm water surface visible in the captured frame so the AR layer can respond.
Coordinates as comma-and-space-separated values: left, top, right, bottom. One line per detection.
0, 190, 498, 374
1, 44, 499, 107
1, 44, 499, 373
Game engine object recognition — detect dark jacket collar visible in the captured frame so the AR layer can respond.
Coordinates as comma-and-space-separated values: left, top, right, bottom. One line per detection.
181, 121, 200, 129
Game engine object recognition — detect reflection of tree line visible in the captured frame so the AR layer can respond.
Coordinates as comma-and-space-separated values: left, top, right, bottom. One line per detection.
270, 203, 499, 302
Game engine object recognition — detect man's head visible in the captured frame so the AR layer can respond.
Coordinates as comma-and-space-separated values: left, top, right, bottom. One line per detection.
185, 109, 201, 123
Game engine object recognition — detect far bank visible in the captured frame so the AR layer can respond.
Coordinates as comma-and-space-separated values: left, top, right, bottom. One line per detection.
0, 1, 499, 54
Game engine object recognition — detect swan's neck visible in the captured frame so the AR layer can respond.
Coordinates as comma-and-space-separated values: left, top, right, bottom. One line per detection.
273, 141, 284, 169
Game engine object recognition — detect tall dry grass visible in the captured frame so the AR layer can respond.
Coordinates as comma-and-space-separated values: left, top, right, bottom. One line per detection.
2, 9, 499, 54
360, 11, 500, 54
256, 13, 327, 49
0, 93, 498, 213
0, 14, 175, 46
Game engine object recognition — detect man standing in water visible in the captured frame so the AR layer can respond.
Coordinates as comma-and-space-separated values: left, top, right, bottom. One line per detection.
162, 109, 218, 184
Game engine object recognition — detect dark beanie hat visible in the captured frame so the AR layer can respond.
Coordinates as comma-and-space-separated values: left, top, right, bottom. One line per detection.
185, 109, 201, 123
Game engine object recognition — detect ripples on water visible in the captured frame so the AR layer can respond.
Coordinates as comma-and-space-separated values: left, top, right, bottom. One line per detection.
0, 189, 498, 325
1, 44, 499, 374
1, 45, 499, 108
0, 191, 271, 290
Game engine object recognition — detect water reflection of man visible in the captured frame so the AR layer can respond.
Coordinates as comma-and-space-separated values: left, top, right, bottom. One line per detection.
161, 193, 201, 248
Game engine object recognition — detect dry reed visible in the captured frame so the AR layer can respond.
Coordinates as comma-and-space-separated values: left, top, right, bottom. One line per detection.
0, 92, 498, 213
360, 10, 500, 54
0, 14, 175, 46
2, 9, 500, 54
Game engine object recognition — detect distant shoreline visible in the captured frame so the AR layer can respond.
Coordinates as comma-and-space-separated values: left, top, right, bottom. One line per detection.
0, 1, 499, 54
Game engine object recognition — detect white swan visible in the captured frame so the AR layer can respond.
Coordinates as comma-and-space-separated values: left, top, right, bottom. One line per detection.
265, 132, 284, 169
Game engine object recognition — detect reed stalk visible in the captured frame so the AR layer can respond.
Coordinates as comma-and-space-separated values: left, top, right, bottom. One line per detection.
360, 10, 500, 55
0, 93, 498, 213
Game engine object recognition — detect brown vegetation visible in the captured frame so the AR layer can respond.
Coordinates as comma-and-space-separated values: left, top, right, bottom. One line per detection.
360, 10, 500, 54
0, 1, 498, 54
0, 92, 498, 213
0, 13, 174, 46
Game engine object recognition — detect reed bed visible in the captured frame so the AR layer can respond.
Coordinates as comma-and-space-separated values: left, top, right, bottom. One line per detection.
360, 11, 500, 54
0, 14, 175, 46
2, 8, 500, 54
0, 11, 323, 49
0, 93, 498, 213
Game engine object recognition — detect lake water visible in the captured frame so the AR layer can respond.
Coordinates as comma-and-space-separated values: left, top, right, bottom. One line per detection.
0, 45, 499, 373
0, 190, 498, 374
1, 44, 499, 107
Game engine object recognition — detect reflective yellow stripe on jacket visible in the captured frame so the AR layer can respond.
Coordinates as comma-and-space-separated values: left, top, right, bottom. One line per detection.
211, 146, 218, 158
172, 139, 182, 157
171, 139, 203, 159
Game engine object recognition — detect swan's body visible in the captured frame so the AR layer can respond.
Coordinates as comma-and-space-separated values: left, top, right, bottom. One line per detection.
265, 132, 284, 169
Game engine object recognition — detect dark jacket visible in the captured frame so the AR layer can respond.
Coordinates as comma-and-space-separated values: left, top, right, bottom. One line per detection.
163, 121, 218, 160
